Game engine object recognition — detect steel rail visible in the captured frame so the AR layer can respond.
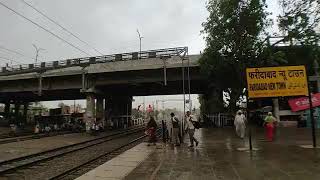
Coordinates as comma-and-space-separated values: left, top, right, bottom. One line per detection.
0, 126, 144, 174
0, 131, 74, 145
49, 135, 147, 180
49, 128, 161, 180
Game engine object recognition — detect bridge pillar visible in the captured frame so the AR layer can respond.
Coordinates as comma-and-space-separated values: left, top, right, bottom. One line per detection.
14, 102, 21, 124
106, 96, 132, 129
85, 93, 95, 132
4, 102, 10, 121
23, 103, 29, 124
96, 97, 104, 128
273, 98, 280, 122
104, 99, 111, 128
126, 97, 132, 127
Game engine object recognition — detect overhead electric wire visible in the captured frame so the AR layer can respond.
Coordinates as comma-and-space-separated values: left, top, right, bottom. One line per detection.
0, 1, 91, 56
20, 0, 104, 55
0, 56, 22, 65
0, 45, 38, 62
0, 45, 27, 57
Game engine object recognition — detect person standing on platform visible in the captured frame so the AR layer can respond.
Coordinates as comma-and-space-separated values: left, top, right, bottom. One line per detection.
166, 116, 173, 143
185, 111, 199, 147
264, 112, 276, 141
146, 116, 158, 146
170, 113, 180, 146
34, 124, 40, 134
234, 110, 246, 139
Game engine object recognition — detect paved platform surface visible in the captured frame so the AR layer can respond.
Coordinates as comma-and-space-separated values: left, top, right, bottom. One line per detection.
76, 143, 157, 180
0, 129, 126, 162
123, 128, 320, 180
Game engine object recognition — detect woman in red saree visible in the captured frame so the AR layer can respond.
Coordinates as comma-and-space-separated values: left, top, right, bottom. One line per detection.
146, 116, 157, 146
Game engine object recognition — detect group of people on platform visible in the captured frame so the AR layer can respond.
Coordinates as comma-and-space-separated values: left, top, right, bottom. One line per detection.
145, 109, 279, 147
145, 111, 200, 147
234, 110, 279, 141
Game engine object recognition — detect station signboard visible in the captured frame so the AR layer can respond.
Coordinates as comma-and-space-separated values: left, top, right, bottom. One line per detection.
246, 66, 308, 98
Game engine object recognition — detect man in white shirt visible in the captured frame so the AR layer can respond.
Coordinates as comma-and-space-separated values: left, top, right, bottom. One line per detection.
185, 111, 199, 147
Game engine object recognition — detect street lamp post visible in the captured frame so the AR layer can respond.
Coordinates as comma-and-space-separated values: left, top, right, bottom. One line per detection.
187, 51, 191, 111
137, 29, 143, 59
182, 57, 186, 138
32, 44, 45, 63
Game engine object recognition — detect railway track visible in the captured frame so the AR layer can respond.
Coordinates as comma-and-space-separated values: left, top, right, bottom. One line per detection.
0, 126, 146, 180
0, 131, 75, 145
50, 135, 147, 180
0, 131, 32, 139
51, 128, 161, 180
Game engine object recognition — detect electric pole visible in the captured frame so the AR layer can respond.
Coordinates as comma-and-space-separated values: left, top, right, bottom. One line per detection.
137, 29, 144, 118
137, 29, 143, 59
33, 44, 45, 63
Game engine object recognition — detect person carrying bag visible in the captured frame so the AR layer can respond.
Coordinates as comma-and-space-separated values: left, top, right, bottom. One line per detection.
185, 111, 199, 147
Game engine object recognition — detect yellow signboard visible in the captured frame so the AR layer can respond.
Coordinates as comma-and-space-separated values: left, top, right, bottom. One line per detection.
246, 66, 308, 98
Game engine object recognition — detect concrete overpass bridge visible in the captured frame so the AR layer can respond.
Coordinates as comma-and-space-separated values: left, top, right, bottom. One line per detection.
0, 47, 205, 128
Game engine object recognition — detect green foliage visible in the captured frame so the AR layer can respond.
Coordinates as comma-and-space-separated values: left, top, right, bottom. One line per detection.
200, 0, 271, 113
277, 0, 320, 46
274, 46, 317, 72
199, 0, 320, 115
277, 0, 320, 74
199, 0, 320, 113
198, 90, 225, 116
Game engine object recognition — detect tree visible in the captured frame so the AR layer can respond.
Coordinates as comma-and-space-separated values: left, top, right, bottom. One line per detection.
276, 0, 320, 73
199, 0, 320, 117
276, 0, 320, 46
200, 0, 271, 114
198, 89, 225, 116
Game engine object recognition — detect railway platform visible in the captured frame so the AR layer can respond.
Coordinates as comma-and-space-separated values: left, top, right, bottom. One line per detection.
77, 128, 320, 180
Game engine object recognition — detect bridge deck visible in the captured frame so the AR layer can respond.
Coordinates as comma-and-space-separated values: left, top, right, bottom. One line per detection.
0, 55, 200, 81
0, 47, 191, 77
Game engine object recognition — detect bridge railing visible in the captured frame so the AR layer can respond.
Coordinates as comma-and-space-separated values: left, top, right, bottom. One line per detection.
0, 47, 188, 75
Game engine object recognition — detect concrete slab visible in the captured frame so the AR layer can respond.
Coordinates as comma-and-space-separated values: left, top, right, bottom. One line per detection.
75, 143, 157, 180
77, 173, 121, 180
103, 160, 138, 167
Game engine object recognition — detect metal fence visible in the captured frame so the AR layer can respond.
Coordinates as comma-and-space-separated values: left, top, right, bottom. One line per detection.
0, 46, 188, 76
205, 113, 234, 127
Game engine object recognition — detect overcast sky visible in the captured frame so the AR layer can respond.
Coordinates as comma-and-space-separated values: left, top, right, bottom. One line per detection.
0, 0, 281, 110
